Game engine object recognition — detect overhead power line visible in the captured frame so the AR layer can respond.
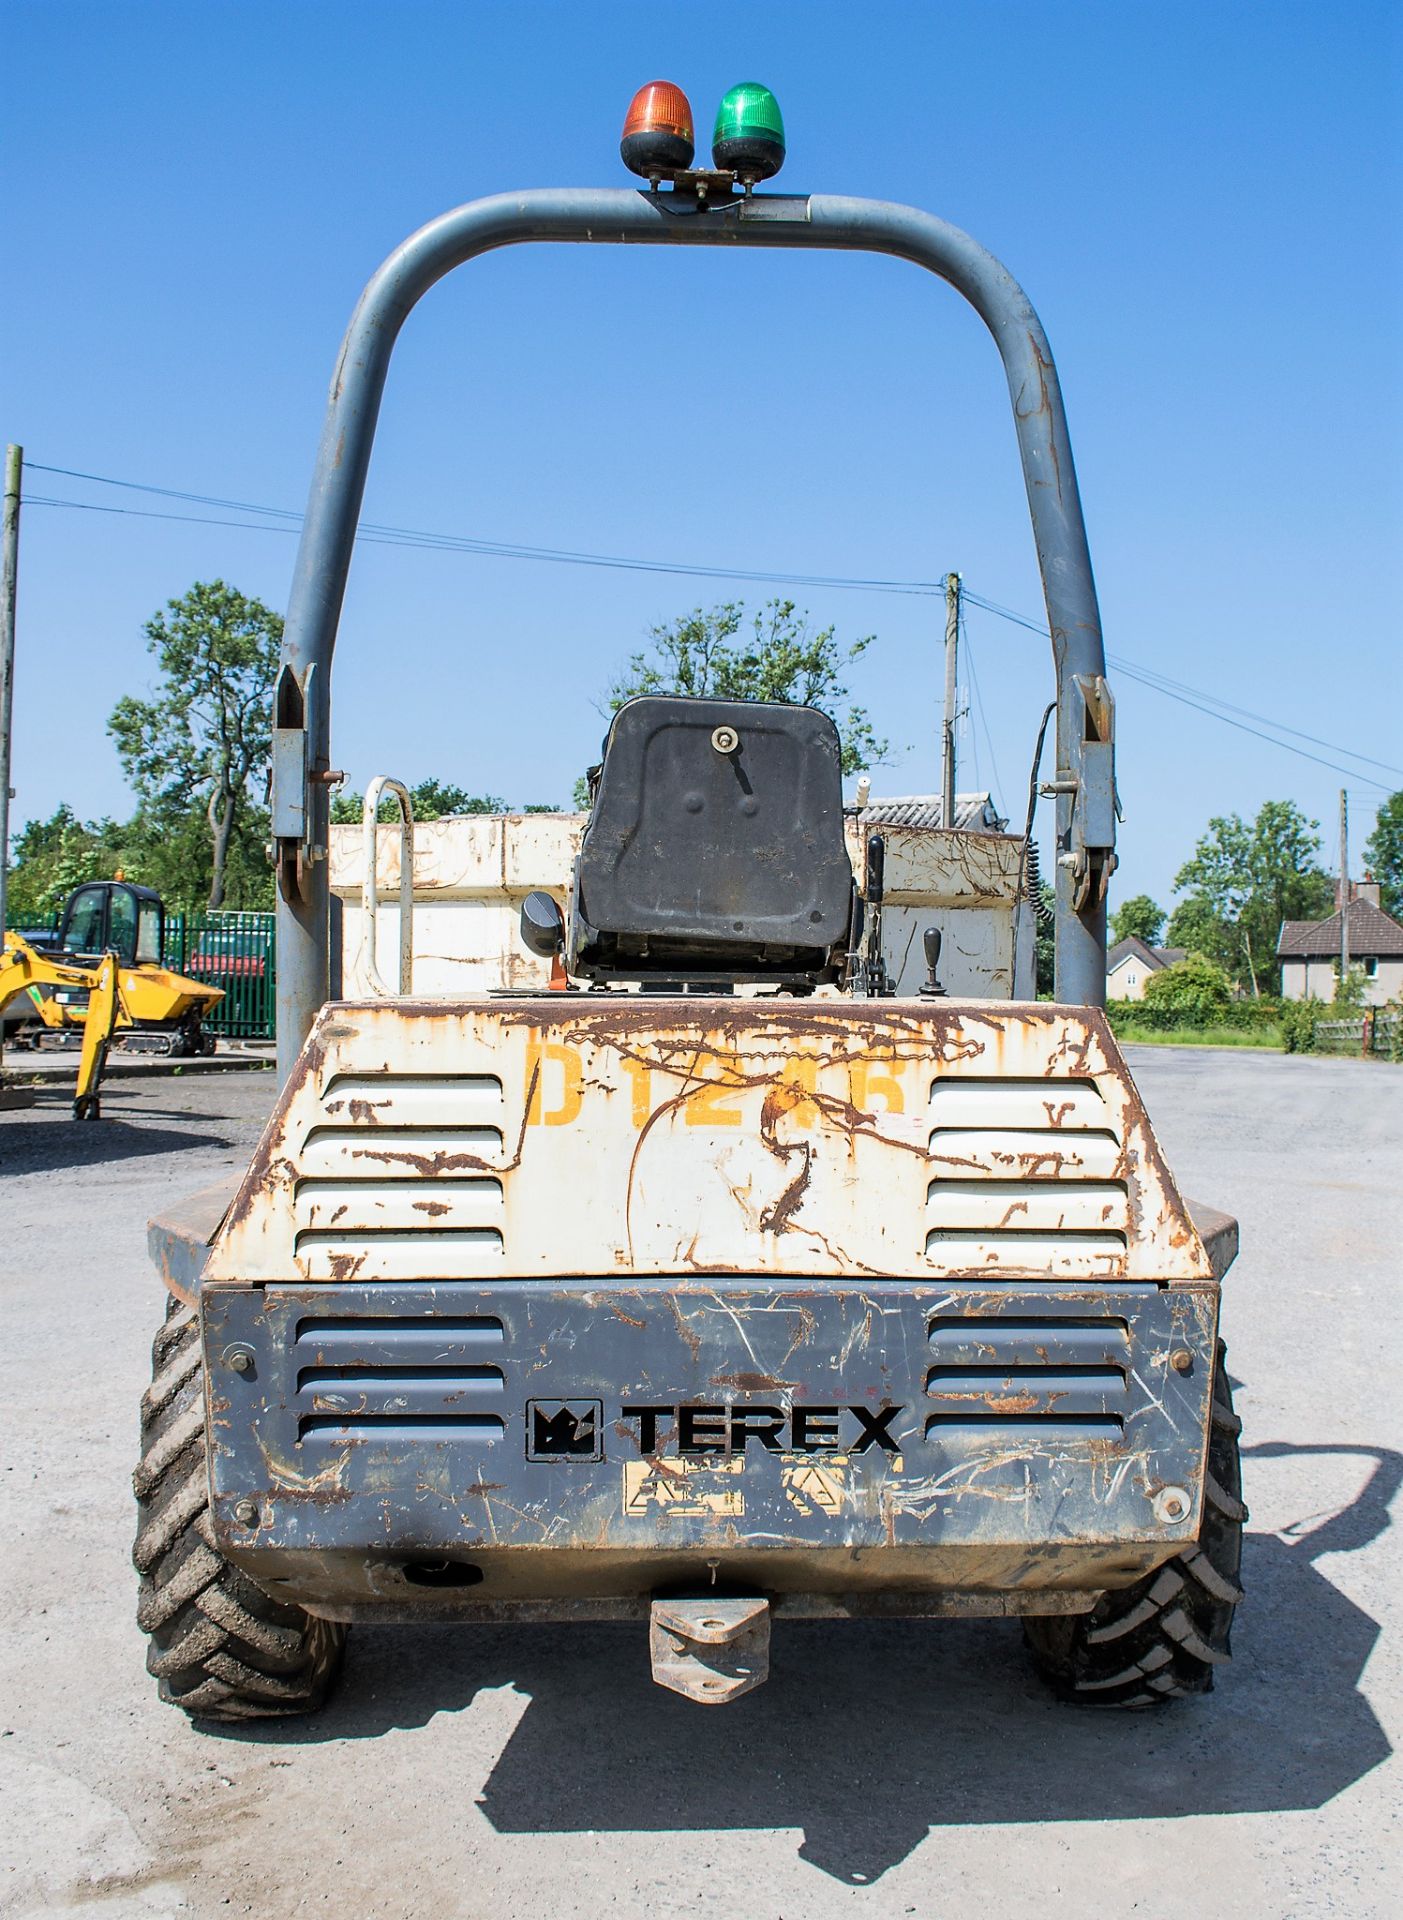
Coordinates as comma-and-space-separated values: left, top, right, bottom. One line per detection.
23, 460, 1402, 793
961, 589, 1399, 791
957, 605, 1006, 815
25, 464, 945, 596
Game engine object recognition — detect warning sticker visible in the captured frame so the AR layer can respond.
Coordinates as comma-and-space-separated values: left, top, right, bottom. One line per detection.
779, 1451, 903, 1514
622, 1456, 745, 1518
780, 1453, 850, 1513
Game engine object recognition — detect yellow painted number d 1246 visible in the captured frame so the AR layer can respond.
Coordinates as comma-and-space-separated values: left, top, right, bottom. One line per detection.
524, 1040, 908, 1128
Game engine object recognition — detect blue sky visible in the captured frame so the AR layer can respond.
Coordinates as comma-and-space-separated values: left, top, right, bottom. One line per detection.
4, 1, 1400, 915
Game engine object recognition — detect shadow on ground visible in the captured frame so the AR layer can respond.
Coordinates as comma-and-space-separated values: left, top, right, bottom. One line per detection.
0, 1111, 229, 1173
216, 1442, 1396, 1883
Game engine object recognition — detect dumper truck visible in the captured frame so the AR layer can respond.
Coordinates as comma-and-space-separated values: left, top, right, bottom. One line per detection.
135, 85, 1243, 1719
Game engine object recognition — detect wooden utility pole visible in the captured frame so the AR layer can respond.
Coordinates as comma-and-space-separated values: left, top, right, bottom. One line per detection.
0, 443, 25, 1099
941, 571, 960, 829
1339, 788, 1350, 989
0, 444, 21, 940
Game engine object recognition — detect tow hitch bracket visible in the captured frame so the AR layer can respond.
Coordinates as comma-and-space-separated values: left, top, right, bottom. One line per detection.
649, 1596, 771, 1704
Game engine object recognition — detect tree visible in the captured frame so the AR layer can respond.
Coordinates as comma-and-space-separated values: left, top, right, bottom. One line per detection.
127, 801, 273, 913
1141, 952, 1232, 1020
331, 780, 509, 825
1363, 791, 1403, 920
1110, 894, 1165, 945
108, 581, 282, 909
1164, 891, 1236, 974
1168, 800, 1335, 995
1033, 882, 1055, 997
605, 599, 889, 776
5, 806, 135, 922
4, 799, 272, 921
1330, 963, 1369, 1013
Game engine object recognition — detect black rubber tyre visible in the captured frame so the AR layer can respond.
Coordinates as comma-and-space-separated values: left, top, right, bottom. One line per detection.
1023, 1341, 1245, 1706
133, 1296, 346, 1722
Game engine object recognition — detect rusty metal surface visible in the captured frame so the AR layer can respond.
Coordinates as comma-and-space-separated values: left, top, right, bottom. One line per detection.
650, 1597, 770, 1703
204, 998, 1214, 1289
182, 994, 1231, 1618
285, 1587, 1102, 1625
1185, 1199, 1239, 1281
147, 1176, 240, 1304
329, 814, 1030, 1000
201, 1277, 1216, 1615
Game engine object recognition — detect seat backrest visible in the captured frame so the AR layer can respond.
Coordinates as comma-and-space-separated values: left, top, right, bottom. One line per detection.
569, 695, 853, 981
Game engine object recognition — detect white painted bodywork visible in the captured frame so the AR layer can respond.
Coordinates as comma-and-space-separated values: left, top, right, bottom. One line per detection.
206, 999, 1211, 1290
329, 813, 1035, 1001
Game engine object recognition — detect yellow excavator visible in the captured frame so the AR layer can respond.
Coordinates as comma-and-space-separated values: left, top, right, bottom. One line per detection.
18, 879, 223, 1058
1, 933, 122, 1119
2, 880, 224, 1117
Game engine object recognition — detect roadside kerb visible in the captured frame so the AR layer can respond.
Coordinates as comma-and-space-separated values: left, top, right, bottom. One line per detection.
4, 1045, 275, 1085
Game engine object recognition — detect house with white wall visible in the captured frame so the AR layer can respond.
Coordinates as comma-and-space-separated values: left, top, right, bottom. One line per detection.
1277, 884, 1403, 1006
1106, 936, 1185, 1002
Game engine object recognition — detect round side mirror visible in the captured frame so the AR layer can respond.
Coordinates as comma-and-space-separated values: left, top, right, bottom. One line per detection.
520, 891, 565, 958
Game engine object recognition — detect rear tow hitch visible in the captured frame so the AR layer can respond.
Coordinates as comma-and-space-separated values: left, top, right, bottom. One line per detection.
648, 1596, 770, 1704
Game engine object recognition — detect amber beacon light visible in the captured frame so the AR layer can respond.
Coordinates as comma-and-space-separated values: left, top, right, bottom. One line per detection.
620, 81, 695, 179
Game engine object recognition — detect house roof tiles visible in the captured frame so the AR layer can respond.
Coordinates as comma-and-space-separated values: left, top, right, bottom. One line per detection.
1277, 897, 1403, 959
858, 792, 1006, 831
1107, 936, 1185, 974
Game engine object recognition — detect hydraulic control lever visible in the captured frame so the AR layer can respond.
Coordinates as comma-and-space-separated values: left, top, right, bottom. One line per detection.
920, 925, 947, 998
862, 834, 893, 997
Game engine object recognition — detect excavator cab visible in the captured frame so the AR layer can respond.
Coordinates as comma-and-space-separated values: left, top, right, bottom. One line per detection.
31, 879, 221, 1058
57, 880, 164, 970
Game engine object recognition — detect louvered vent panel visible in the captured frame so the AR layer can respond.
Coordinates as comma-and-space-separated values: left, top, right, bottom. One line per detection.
295, 1073, 507, 1279
319, 1072, 504, 1125
926, 1315, 1130, 1437
300, 1128, 503, 1178
294, 1310, 505, 1445
926, 1077, 1128, 1276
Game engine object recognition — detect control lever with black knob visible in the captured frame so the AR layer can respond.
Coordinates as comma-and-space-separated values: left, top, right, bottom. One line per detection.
919, 925, 947, 998
862, 834, 893, 997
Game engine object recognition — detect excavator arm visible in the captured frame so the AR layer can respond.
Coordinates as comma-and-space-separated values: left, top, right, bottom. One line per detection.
1, 935, 126, 1120
72, 952, 120, 1121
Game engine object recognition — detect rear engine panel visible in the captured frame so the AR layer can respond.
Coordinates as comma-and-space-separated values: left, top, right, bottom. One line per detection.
196, 998, 1220, 1617
205, 1276, 1215, 1618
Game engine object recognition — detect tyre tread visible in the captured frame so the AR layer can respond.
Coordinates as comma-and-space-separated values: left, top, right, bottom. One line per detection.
1024, 1345, 1244, 1706
133, 1300, 345, 1722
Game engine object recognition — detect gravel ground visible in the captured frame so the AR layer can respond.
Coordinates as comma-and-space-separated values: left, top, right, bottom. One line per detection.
1, 1048, 1398, 1919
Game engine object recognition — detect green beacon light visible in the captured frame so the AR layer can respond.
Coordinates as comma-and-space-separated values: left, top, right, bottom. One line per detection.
711, 82, 785, 185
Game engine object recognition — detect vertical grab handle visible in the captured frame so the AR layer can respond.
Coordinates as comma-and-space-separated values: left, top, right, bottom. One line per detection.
362, 776, 414, 996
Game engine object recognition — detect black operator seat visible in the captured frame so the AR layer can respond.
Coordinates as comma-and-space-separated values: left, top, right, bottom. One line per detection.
568, 695, 854, 983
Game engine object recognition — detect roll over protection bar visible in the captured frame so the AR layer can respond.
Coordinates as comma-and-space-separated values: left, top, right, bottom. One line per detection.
273, 187, 1113, 1079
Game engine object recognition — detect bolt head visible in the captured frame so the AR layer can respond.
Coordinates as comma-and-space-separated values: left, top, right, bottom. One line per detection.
1152, 1485, 1191, 1526
1169, 1347, 1194, 1374
233, 1500, 260, 1528
225, 1346, 254, 1373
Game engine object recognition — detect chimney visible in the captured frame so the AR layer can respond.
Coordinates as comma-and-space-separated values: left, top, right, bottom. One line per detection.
1355, 880, 1381, 907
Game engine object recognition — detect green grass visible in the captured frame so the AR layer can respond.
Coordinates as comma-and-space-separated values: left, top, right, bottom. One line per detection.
1115, 1024, 1284, 1050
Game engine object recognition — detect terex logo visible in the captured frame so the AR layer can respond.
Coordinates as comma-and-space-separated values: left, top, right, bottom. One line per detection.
622, 1403, 903, 1456
526, 1399, 604, 1461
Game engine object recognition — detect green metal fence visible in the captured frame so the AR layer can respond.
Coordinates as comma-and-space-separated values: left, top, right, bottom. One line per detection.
163, 912, 276, 1041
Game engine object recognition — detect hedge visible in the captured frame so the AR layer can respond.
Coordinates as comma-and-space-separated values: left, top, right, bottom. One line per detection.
1105, 997, 1283, 1035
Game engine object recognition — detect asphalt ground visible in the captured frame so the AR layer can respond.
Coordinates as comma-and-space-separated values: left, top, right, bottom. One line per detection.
1, 1047, 1399, 1919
